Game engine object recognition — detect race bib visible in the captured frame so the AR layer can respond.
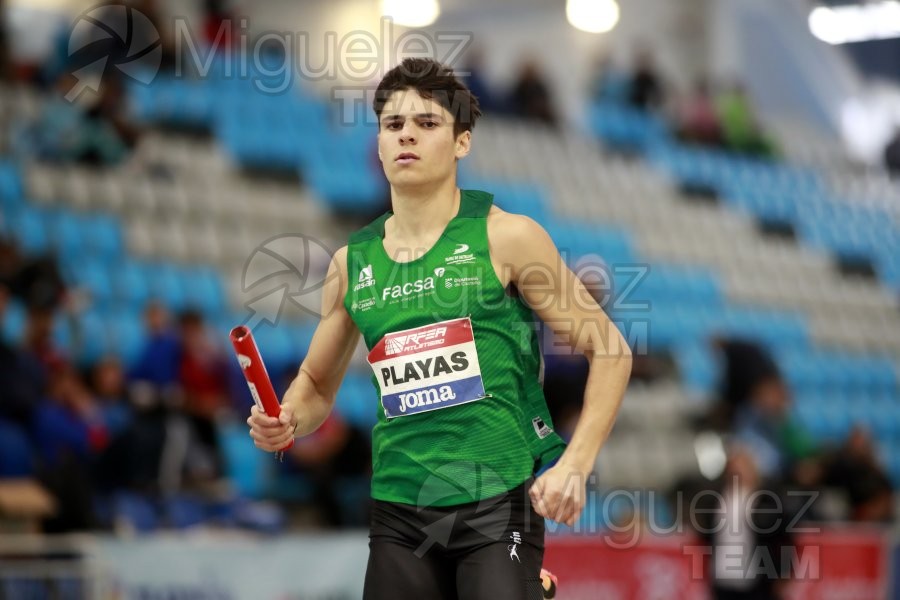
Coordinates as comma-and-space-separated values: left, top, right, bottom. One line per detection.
367, 317, 488, 418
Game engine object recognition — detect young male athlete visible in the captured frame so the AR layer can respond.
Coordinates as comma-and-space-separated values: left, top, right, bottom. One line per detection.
247, 58, 632, 599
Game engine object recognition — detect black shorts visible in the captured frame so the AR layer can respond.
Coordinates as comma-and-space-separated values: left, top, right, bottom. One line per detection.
363, 478, 545, 600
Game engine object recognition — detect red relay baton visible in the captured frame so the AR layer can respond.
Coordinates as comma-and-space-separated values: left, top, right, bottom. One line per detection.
230, 325, 294, 453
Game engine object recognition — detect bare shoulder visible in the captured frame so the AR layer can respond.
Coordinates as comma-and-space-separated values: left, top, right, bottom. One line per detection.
331, 244, 349, 269
487, 206, 550, 253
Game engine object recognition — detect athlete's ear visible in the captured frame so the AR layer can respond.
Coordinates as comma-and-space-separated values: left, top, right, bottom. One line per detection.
455, 130, 472, 159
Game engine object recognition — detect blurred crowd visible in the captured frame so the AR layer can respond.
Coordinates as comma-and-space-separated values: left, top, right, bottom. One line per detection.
462, 46, 780, 160
0, 235, 370, 533
699, 336, 894, 524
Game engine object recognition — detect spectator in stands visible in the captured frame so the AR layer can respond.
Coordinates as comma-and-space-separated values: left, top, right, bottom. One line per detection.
33, 363, 108, 531
24, 73, 138, 166
0, 236, 66, 311
0, 283, 43, 481
587, 50, 629, 105
732, 375, 817, 482
508, 59, 558, 126
130, 301, 181, 393
822, 426, 894, 523
177, 309, 229, 479
716, 84, 777, 158
459, 48, 500, 115
35, 363, 110, 465
884, 127, 900, 176
627, 48, 665, 112
90, 357, 132, 439
22, 305, 66, 375
203, 0, 238, 50
0, 284, 46, 429
676, 79, 723, 147
22, 73, 93, 162
692, 446, 794, 600
109, 301, 182, 493
82, 74, 140, 161
706, 337, 781, 430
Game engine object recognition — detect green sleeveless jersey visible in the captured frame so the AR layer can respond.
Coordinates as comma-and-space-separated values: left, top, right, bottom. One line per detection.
344, 189, 566, 506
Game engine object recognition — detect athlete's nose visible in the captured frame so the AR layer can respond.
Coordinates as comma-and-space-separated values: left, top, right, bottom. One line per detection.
399, 121, 416, 145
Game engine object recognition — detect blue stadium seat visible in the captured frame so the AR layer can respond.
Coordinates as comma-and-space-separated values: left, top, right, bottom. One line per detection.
1, 299, 26, 343
181, 265, 226, 314
73, 309, 113, 365
9, 206, 49, 254
69, 258, 114, 307
590, 101, 668, 151
0, 161, 23, 209
113, 259, 154, 309
149, 262, 187, 310
84, 214, 124, 259
106, 308, 147, 368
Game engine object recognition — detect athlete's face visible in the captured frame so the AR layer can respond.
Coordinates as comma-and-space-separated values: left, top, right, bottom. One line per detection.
377, 90, 471, 189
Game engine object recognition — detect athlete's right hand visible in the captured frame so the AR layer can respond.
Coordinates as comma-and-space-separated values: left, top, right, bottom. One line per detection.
247, 404, 297, 452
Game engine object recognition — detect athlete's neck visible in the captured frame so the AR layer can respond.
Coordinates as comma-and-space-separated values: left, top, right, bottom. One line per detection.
387, 180, 460, 240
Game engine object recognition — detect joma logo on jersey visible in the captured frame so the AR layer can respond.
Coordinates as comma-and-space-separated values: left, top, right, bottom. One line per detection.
382, 277, 435, 300
398, 386, 458, 413
354, 264, 375, 291
385, 327, 448, 356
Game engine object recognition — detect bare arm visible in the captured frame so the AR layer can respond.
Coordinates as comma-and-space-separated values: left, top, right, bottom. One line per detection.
247, 245, 361, 452
489, 209, 632, 524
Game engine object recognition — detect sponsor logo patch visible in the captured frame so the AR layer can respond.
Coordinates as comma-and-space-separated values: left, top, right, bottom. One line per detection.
354, 264, 376, 291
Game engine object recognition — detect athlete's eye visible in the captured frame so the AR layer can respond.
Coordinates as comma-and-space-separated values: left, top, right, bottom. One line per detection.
385, 121, 403, 131
420, 121, 438, 129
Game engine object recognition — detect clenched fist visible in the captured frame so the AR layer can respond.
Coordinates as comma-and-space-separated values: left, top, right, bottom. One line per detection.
246, 404, 297, 452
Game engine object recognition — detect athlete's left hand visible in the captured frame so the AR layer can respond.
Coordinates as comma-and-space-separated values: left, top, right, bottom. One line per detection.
529, 464, 587, 527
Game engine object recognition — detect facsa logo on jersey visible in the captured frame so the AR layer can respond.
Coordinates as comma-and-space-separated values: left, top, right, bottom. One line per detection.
382, 277, 435, 300
367, 317, 488, 418
385, 326, 448, 356
445, 243, 475, 265
354, 264, 375, 291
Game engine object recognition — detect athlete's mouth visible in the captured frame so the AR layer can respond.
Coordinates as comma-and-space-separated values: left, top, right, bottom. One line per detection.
395, 152, 420, 164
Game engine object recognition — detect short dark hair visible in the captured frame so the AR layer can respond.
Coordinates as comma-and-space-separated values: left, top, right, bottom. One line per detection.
373, 58, 482, 138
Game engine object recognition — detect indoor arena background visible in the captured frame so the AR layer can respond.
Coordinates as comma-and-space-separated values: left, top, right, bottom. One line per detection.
0, 0, 899, 598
